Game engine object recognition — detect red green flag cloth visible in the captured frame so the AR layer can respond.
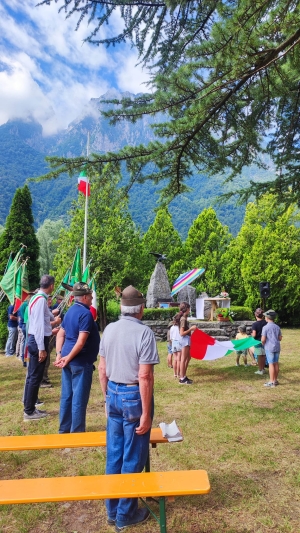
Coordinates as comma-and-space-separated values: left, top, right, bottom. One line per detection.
70, 249, 82, 285
78, 170, 90, 197
190, 328, 261, 361
0, 247, 24, 304
89, 277, 97, 320
14, 263, 30, 313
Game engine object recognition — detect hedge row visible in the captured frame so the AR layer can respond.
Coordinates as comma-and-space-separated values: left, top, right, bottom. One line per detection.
106, 302, 253, 323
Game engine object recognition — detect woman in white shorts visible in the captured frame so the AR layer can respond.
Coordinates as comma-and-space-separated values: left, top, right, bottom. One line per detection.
178, 302, 197, 385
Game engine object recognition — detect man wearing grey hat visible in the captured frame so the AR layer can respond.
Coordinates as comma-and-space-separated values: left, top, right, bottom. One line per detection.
261, 310, 282, 387
99, 285, 160, 531
54, 282, 100, 433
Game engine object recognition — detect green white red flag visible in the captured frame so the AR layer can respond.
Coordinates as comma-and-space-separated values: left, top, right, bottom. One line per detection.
13, 262, 30, 313
190, 328, 261, 361
88, 277, 97, 320
78, 169, 90, 197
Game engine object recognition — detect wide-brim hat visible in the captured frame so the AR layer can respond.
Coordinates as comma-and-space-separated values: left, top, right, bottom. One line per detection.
121, 285, 146, 306
62, 281, 92, 296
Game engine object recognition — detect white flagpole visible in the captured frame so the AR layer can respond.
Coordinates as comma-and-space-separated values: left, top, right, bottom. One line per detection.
83, 132, 90, 272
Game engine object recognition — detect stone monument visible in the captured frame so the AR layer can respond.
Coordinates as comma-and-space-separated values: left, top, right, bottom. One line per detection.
146, 262, 172, 308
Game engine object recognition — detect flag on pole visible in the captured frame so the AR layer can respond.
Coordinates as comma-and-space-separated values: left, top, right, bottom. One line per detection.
0, 247, 24, 304
78, 169, 90, 197
13, 262, 30, 313
70, 249, 82, 285
190, 328, 261, 361
89, 277, 97, 320
82, 263, 90, 283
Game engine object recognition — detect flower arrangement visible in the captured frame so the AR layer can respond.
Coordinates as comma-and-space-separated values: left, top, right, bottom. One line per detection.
215, 307, 235, 322
220, 291, 229, 298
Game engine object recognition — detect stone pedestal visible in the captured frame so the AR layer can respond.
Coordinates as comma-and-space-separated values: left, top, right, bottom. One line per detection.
146, 262, 171, 308
199, 292, 211, 320
176, 285, 196, 315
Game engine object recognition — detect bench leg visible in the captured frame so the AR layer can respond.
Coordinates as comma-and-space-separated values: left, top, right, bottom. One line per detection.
145, 450, 150, 472
159, 497, 167, 533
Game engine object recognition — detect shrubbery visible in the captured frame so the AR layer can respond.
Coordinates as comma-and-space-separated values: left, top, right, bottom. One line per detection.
106, 301, 180, 323
230, 306, 253, 321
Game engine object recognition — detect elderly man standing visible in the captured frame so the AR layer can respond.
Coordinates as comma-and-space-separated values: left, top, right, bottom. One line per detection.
23, 275, 56, 421
55, 282, 100, 433
99, 285, 159, 532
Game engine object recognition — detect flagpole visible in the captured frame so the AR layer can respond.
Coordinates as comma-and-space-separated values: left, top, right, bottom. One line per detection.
83, 132, 90, 272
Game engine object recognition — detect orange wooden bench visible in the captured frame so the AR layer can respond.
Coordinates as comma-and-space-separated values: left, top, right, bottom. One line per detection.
0, 428, 170, 472
0, 469, 210, 533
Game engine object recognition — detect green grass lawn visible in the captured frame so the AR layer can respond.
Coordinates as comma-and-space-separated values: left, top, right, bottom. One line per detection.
0, 329, 299, 533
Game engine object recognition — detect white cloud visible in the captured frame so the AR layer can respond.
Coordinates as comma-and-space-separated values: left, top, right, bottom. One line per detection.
0, 0, 151, 132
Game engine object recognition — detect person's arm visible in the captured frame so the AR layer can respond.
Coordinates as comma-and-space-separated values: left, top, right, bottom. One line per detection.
54, 327, 65, 364
251, 329, 257, 338
9, 314, 18, 321
54, 331, 89, 368
136, 364, 154, 435
180, 324, 196, 336
261, 335, 266, 345
99, 356, 108, 405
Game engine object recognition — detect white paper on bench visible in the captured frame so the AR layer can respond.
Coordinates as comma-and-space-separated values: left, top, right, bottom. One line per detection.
159, 420, 183, 442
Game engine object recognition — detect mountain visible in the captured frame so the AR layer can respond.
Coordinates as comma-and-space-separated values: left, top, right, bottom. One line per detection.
0, 90, 275, 236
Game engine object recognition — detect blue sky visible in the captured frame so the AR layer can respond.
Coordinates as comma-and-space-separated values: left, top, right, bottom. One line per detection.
0, 0, 150, 134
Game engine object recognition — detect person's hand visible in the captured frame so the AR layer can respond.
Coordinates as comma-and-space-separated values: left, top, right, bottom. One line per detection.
54, 317, 62, 326
136, 414, 152, 435
38, 350, 47, 363
52, 327, 60, 335
55, 357, 69, 368
190, 325, 197, 332
53, 353, 62, 366
52, 308, 60, 316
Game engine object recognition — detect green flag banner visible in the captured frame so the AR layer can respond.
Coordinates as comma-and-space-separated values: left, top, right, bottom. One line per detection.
0, 247, 24, 304
82, 264, 90, 283
70, 249, 82, 285
225, 337, 261, 356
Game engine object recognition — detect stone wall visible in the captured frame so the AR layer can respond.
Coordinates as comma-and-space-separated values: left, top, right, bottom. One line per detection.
143, 319, 254, 342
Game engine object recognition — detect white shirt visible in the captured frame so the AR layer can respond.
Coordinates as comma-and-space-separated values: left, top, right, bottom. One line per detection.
28, 291, 54, 350
170, 325, 181, 342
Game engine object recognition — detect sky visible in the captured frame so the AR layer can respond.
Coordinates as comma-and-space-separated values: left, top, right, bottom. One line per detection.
0, 0, 150, 135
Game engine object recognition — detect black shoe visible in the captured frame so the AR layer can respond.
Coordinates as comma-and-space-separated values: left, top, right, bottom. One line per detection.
115, 508, 150, 531
107, 517, 116, 525
35, 399, 44, 407
40, 380, 52, 388
179, 376, 193, 385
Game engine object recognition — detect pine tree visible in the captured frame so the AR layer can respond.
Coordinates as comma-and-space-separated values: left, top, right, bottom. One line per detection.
0, 185, 40, 347
39, 0, 300, 207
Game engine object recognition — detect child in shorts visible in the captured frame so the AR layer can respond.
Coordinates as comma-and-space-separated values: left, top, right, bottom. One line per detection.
170, 314, 181, 379
261, 309, 282, 387
235, 325, 250, 367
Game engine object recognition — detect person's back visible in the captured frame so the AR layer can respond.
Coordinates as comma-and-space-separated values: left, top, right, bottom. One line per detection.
261, 310, 282, 387
99, 285, 159, 531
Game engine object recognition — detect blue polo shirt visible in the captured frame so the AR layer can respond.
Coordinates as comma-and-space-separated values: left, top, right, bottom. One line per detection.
61, 302, 100, 366
7, 305, 18, 328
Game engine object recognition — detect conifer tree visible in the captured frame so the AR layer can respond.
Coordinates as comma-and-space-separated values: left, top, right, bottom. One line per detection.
170, 208, 231, 296
0, 185, 40, 347
39, 0, 300, 207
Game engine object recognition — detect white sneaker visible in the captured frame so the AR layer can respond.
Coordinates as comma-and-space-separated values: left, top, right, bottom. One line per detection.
255, 370, 265, 375
23, 409, 48, 421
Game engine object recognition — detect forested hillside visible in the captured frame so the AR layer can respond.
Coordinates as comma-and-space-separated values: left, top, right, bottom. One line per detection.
0, 90, 275, 236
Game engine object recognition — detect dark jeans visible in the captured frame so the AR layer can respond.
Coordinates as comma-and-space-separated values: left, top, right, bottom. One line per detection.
23, 335, 50, 415
43, 335, 56, 381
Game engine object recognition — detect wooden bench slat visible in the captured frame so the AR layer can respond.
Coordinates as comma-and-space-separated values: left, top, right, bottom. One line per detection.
0, 428, 168, 452
0, 470, 210, 504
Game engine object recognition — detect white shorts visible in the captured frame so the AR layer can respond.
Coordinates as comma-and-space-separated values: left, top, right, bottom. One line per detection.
180, 336, 191, 348
172, 340, 181, 353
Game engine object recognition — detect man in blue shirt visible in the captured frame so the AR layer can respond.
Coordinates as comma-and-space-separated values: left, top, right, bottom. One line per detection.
55, 282, 100, 433
5, 302, 18, 357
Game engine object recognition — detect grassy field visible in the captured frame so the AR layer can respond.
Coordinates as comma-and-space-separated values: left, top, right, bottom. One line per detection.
0, 329, 299, 533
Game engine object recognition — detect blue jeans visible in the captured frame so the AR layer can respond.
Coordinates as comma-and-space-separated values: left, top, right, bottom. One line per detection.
59, 363, 94, 433
24, 335, 50, 415
5, 326, 18, 356
105, 381, 153, 523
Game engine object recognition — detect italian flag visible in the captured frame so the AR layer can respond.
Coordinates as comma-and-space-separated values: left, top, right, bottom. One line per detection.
190, 328, 261, 361
13, 263, 30, 313
89, 278, 97, 321
78, 169, 90, 197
